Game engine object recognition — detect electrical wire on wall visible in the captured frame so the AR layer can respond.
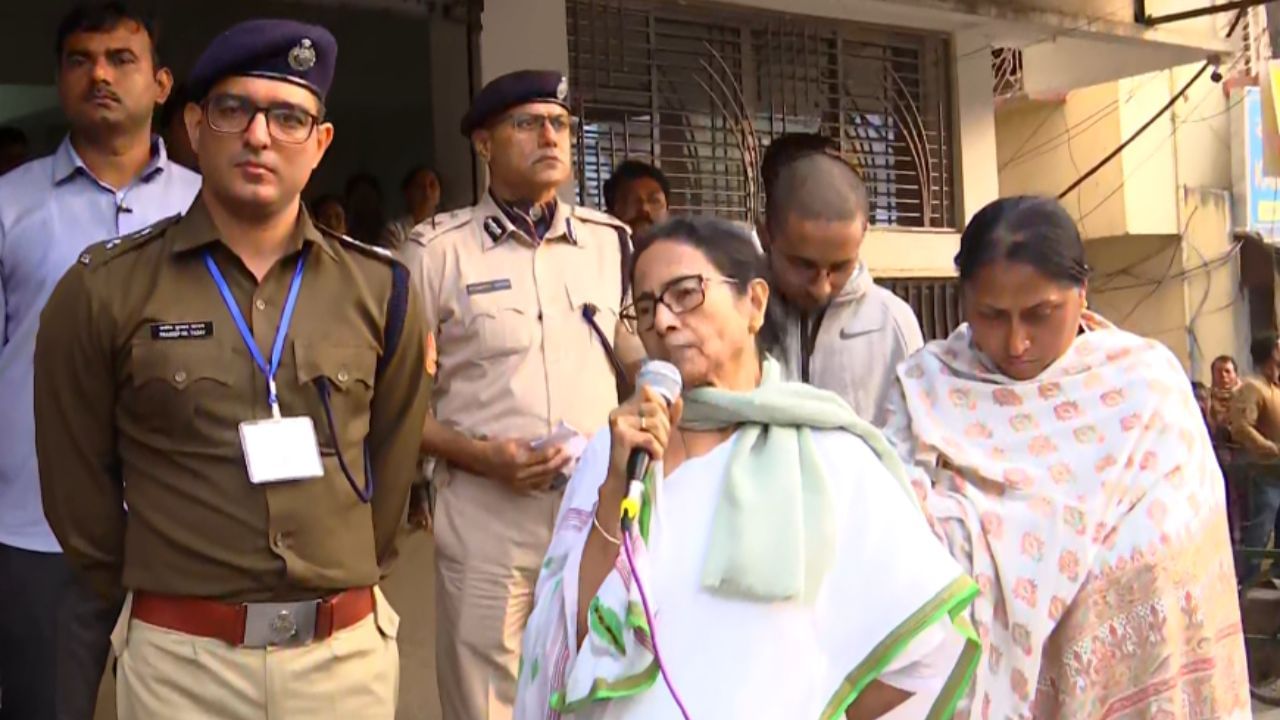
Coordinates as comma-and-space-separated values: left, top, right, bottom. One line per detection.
1000, 71, 1168, 171
1057, 8, 1248, 200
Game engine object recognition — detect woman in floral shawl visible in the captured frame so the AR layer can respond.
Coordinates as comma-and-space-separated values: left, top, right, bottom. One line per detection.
882, 196, 1250, 719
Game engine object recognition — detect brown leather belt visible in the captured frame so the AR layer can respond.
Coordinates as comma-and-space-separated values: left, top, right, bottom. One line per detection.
131, 587, 374, 648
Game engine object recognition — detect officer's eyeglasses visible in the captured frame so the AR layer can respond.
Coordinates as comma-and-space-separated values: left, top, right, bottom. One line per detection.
506, 112, 578, 135
203, 93, 322, 144
620, 274, 738, 333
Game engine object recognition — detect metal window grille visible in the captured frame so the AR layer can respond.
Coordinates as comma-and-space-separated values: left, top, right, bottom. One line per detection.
567, 0, 957, 229
877, 277, 962, 341
992, 48, 1024, 102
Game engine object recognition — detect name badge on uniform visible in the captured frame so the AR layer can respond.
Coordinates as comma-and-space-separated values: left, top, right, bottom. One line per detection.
238, 417, 325, 485
150, 321, 214, 340
466, 279, 512, 295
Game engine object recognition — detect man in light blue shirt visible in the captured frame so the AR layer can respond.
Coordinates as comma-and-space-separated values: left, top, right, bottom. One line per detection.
0, 3, 199, 718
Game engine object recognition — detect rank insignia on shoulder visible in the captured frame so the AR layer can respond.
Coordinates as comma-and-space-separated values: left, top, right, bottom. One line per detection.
78, 252, 92, 265
483, 216, 505, 243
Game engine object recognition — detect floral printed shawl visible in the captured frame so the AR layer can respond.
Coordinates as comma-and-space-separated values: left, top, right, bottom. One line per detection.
882, 311, 1250, 719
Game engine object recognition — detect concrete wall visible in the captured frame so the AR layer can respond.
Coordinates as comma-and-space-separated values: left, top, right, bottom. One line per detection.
998, 46, 1248, 377
1085, 234, 1190, 365
1178, 189, 1249, 381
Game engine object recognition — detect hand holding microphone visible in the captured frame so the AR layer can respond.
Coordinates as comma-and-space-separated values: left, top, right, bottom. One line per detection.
604, 360, 683, 532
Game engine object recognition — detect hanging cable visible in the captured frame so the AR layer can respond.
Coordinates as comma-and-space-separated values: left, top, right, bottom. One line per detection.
1057, 9, 1247, 199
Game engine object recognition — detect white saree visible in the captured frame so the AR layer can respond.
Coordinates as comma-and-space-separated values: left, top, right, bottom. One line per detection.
514, 425, 979, 719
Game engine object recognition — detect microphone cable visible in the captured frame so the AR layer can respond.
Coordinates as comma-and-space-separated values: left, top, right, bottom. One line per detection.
621, 523, 692, 719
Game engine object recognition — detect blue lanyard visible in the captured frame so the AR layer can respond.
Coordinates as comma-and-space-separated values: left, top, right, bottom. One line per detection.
204, 248, 308, 418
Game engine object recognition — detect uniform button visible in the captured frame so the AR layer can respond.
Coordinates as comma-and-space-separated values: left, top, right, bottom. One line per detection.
255, 299, 267, 311
337, 369, 350, 383
273, 532, 291, 549
173, 370, 187, 383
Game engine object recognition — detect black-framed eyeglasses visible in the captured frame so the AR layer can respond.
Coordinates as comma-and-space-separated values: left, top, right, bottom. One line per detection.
203, 93, 321, 144
504, 111, 578, 135
620, 273, 737, 333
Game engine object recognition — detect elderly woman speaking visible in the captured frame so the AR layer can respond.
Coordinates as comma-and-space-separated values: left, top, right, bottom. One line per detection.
514, 217, 978, 719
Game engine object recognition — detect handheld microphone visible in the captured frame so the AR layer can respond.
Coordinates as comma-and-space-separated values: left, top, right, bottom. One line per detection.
619, 360, 682, 531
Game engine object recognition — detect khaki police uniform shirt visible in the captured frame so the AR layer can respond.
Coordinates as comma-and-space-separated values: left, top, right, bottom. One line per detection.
403, 193, 643, 469
34, 198, 430, 604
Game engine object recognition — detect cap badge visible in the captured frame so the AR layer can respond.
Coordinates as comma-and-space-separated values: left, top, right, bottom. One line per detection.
288, 38, 317, 71
556, 76, 569, 101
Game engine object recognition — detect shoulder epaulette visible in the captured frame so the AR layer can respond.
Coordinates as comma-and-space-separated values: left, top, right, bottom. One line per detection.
324, 228, 399, 264
408, 207, 475, 247
77, 214, 181, 268
571, 204, 629, 232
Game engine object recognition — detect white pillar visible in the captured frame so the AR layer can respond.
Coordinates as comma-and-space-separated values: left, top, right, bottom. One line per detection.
954, 29, 1001, 224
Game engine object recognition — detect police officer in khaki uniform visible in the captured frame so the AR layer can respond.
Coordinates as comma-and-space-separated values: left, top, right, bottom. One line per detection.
403, 70, 644, 720
33, 20, 428, 719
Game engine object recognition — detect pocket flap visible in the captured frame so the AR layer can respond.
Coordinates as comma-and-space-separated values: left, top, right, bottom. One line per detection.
294, 341, 377, 389
130, 342, 234, 389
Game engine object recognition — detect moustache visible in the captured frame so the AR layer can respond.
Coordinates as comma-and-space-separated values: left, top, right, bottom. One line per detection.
86, 85, 120, 103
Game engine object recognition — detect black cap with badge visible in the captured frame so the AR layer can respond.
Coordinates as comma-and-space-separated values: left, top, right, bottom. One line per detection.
460, 69, 570, 136
188, 19, 338, 102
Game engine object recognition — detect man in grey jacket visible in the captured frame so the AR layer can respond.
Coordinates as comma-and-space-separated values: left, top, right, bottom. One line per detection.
760, 144, 923, 427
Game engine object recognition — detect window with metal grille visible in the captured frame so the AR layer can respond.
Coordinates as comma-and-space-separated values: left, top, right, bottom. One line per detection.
992, 48, 1024, 102
567, 0, 956, 229
877, 277, 962, 341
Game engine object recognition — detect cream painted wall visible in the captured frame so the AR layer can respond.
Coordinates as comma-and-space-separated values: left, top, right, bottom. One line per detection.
996, 82, 1128, 239
1001, 58, 1247, 377
1083, 191, 1246, 378
1178, 189, 1249, 381
1117, 72, 1180, 236
1085, 234, 1191, 365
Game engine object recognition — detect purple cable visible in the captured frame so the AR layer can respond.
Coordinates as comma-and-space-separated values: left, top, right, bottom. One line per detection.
621, 529, 693, 720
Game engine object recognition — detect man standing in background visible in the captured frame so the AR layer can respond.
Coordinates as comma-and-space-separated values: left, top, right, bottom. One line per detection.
383, 164, 442, 250
760, 142, 923, 427
1232, 335, 1280, 584
0, 3, 199, 718
1210, 354, 1241, 441
603, 158, 669, 235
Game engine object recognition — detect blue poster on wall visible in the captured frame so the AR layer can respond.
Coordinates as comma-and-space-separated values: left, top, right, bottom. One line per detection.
1247, 86, 1280, 239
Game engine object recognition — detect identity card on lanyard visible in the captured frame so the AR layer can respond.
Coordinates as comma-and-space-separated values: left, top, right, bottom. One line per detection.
205, 249, 325, 485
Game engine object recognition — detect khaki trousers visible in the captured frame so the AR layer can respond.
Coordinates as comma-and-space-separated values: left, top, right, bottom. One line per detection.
433, 470, 561, 720
111, 587, 400, 720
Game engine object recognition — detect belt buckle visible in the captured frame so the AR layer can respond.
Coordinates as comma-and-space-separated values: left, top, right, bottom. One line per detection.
242, 600, 319, 648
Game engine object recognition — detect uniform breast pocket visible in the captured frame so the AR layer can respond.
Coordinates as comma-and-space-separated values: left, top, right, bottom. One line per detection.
565, 278, 620, 339
293, 341, 377, 453
129, 342, 235, 434
460, 287, 534, 360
